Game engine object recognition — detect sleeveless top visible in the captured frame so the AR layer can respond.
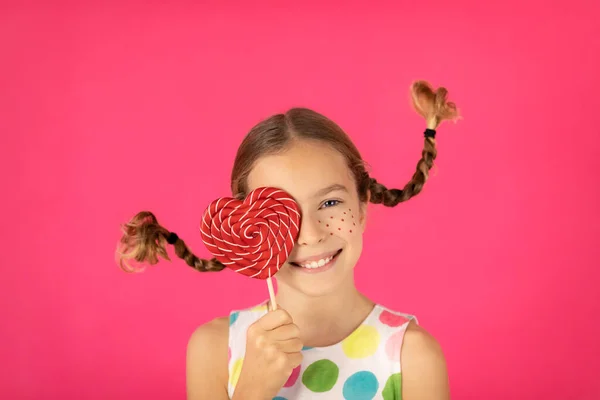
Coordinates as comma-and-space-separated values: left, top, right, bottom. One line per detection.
227, 300, 417, 400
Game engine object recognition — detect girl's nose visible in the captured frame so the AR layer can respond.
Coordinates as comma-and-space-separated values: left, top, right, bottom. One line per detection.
296, 214, 325, 246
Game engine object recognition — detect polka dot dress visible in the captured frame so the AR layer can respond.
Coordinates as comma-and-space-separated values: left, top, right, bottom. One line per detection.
227, 301, 417, 400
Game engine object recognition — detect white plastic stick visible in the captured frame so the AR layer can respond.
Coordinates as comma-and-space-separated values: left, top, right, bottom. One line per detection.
266, 276, 277, 311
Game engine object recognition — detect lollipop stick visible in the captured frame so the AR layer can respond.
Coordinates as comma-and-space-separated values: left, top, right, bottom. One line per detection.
266, 276, 277, 311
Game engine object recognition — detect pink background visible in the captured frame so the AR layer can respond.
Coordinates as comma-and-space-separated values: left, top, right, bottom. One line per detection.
2, 1, 599, 399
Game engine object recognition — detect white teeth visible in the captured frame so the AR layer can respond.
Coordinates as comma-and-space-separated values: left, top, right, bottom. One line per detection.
299, 255, 334, 269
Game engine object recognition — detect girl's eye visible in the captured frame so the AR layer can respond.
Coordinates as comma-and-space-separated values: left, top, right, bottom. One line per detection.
321, 199, 341, 209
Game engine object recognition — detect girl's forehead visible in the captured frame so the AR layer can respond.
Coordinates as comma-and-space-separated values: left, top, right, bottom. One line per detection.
246, 141, 355, 201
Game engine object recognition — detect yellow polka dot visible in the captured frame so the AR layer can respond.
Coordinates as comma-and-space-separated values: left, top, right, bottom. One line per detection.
341, 325, 380, 359
230, 357, 244, 388
250, 303, 269, 312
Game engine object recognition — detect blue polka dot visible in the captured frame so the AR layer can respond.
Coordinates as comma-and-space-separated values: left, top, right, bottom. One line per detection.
272, 397, 287, 400
343, 371, 379, 400
302, 346, 314, 350
229, 312, 239, 326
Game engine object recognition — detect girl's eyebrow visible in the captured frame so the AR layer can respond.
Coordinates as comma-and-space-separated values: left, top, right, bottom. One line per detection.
313, 184, 348, 198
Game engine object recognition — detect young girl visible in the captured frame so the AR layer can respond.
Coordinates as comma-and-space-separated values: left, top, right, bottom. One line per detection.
117, 81, 459, 400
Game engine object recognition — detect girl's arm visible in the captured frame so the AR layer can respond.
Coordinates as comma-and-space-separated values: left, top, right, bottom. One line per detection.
401, 322, 451, 400
186, 317, 231, 400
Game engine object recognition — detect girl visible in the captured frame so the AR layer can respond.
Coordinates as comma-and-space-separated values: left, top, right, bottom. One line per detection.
117, 81, 459, 400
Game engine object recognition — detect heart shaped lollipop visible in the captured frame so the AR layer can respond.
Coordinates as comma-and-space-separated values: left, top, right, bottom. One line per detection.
200, 187, 301, 308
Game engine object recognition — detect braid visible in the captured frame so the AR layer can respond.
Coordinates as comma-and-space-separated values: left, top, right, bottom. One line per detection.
368, 136, 437, 206
115, 211, 225, 273
367, 80, 459, 207
170, 235, 225, 272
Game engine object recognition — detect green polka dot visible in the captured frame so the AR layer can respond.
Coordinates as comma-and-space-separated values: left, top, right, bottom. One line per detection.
302, 359, 339, 392
302, 346, 313, 350
382, 373, 402, 400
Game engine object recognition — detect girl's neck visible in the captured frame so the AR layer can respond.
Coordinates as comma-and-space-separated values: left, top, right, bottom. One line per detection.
272, 278, 375, 347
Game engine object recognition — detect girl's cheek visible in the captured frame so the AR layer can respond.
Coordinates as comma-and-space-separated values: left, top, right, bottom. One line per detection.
318, 208, 357, 235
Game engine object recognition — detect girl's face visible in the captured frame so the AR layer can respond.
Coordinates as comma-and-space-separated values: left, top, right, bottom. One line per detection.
246, 139, 368, 296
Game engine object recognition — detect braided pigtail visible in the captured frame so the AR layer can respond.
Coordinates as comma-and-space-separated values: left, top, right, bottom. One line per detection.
115, 211, 225, 273
368, 80, 460, 207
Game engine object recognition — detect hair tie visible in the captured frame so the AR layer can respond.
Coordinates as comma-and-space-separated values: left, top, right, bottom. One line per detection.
166, 232, 179, 245
424, 128, 436, 138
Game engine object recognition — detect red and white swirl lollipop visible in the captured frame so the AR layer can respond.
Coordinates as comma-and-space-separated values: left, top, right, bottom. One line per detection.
200, 187, 301, 309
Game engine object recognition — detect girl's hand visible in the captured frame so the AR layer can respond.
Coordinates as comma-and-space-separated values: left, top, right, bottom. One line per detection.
233, 309, 303, 400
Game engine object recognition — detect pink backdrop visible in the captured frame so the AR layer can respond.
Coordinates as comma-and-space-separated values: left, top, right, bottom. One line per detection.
2, 1, 599, 399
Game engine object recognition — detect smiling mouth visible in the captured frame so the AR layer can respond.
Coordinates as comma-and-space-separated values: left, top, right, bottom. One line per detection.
290, 249, 343, 269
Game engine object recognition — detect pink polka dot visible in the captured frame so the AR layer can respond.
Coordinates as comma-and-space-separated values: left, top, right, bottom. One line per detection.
385, 330, 405, 361
379, 310, 409, 327
228, 347, 231, 362
284, 365, 301, 387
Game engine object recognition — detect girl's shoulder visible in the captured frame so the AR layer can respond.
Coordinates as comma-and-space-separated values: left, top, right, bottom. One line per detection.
186, 316, 230, 398
188, 300, 269, 353
371, 302, 449, 397
400, 317, 450, 399
189, 315, 230, 342
373, 303, 441, 364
